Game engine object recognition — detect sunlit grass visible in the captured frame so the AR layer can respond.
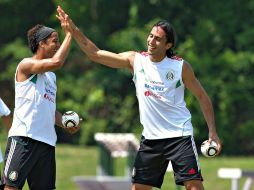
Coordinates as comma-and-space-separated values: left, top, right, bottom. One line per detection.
0, 136, 254, 190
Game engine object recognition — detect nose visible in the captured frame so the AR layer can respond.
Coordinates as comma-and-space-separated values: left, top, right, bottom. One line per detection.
149, 36, 156, 45
56, 42, 61, 49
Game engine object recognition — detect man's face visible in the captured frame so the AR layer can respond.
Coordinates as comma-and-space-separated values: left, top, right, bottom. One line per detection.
42, 32, 60, 58
147, 26, 172, 57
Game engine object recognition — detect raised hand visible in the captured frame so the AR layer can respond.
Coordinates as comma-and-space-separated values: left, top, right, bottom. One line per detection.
56, 6, 76, 33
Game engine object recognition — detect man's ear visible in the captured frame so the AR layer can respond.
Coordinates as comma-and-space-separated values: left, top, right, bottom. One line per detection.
39, 41, 45, 48
166, 42, 173, 50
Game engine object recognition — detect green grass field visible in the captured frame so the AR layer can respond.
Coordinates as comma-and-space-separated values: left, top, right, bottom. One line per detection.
47, 145, 254, 190
59, 145, 254, 190
1, 143, 254, 190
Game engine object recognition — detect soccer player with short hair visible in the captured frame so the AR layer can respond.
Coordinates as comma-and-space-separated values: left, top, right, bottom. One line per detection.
2, 16, 79, 190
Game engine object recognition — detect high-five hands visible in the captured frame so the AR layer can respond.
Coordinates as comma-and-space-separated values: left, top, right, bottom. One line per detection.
56, 6, 73, 34
56, 6, 76, 33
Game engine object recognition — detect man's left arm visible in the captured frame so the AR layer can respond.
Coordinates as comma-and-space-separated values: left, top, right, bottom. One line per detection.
182, 61, 222, 153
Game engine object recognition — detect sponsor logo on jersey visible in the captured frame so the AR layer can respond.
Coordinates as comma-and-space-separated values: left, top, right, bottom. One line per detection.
144, 90, 161, 99
44, 93, 55, 103
45, 88, 55, 96
144, 84, 164, 91
145, 78, 164, 85
44, 81, 56, 91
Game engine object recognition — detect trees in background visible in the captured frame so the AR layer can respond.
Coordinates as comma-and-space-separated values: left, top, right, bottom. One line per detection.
0, 0, 253, 154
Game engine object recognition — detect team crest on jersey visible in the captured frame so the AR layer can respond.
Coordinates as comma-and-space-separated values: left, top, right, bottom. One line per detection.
9, 171, 18, 181
166, 70, 175, 80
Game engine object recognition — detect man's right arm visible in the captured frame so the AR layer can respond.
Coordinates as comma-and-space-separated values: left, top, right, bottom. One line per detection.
57, 6, 135, 71
18, 15, 73, 83
20, 32, 72, 76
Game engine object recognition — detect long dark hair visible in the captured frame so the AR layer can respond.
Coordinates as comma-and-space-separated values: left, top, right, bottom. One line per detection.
153, 20, 176, 58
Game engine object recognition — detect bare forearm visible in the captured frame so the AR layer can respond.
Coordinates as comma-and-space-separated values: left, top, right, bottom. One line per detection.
56, 6, 133, 69
52, 32, 72, 67
72, 26, 134, 70
72, 25, 99, 58
55, 111, 64, 128
198, 94, 216, 133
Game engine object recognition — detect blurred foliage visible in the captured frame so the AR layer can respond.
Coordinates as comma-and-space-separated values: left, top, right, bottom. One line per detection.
0, 0, 253, 155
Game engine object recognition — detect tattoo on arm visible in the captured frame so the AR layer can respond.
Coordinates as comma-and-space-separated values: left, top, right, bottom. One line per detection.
82, 39, 88, 46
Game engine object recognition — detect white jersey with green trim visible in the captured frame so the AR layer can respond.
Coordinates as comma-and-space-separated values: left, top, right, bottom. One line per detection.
9, 65, 57, 146
133, 52, 193, 139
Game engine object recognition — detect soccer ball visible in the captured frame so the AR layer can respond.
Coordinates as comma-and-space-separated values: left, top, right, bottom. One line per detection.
200, 140, 218, 157
62, 111, 79, 128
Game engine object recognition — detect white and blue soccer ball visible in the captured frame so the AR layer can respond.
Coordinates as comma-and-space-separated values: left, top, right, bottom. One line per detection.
62, 111, 80, 128
201, 140, 218, 158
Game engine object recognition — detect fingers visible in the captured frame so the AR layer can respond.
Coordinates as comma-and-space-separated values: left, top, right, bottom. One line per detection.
216, 140, 222, 154
208, 135, 222, 155
65, 126, 80, 134
56, 5, 66, 21
64, 14, 69, 20
57, 5, 64, 14
56, 5, 74, 34
56, 14, 64, 22
57, 5, 67, 20
57, 5, 65, 15
214, 138, 222, 154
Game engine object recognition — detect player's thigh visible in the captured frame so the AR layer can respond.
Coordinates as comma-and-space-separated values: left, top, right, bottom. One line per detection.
3, 137, 37, 189
27, 144, 55, 190
132, 136, 169, 188
170, 136, 203, 185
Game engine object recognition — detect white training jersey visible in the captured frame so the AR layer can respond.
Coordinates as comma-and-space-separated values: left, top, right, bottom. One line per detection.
133, 52, 193, 139
0, 98, 11, 117
9, 65, 57, 146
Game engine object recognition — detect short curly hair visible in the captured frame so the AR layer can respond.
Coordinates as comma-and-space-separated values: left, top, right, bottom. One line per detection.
27, 24, 52, 54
